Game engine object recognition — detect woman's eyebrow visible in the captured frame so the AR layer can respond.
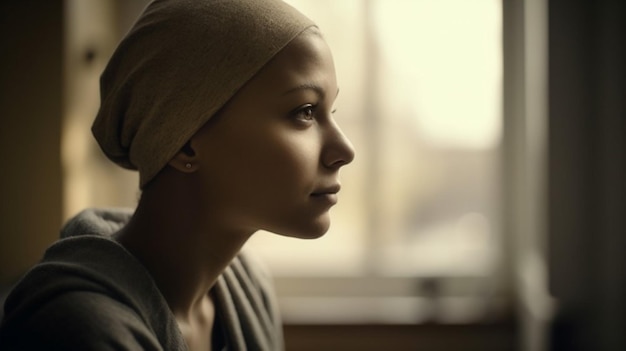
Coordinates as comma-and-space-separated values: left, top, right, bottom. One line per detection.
282, 83, 340, 98
282, 83, 323, 96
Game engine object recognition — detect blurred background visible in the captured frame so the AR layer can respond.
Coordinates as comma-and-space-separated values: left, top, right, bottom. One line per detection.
0, 0, 623, 350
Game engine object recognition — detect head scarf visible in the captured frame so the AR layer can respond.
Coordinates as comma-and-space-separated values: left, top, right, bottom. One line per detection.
92, 0, 315, 188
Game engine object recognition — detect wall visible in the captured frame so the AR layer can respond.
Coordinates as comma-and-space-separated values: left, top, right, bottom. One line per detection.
0, 0, 64, 285
548, 0, 626, 350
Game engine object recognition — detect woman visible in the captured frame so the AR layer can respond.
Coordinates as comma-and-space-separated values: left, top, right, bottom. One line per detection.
0, 0, 354, 350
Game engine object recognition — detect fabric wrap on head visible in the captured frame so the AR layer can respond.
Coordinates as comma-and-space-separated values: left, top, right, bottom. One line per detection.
92, 0, 315, 188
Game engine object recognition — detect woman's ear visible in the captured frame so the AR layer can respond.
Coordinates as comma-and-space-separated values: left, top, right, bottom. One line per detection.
168, 140, 198, 172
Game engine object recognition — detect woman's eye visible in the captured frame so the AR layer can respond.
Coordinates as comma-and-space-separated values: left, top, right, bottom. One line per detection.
294, 104, 316, 121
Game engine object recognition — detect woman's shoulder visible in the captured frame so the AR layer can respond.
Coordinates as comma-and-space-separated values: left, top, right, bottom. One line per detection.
1, 290, 162, 350
0, 227, 183, 350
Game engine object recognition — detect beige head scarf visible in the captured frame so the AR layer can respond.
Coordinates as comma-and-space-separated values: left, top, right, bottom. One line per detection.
92, 0, 315, 188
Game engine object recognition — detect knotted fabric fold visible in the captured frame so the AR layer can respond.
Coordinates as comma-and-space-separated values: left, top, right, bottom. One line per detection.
92, 0, 315, 188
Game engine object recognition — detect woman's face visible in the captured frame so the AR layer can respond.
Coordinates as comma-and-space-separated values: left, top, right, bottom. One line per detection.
189, 29, 355, 239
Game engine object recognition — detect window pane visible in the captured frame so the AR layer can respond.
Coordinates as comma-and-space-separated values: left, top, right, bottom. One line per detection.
373, 0, 502, 278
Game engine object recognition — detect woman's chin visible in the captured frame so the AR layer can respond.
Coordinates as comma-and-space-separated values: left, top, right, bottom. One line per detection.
270, 217, 331, 240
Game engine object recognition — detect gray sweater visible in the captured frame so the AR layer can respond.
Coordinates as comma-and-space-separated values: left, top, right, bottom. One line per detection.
0, 208, 284, 350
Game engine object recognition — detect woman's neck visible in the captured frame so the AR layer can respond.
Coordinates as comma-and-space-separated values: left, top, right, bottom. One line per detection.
114, 184, 252, 322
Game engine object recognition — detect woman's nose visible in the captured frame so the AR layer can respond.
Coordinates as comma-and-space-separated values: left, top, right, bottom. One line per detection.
322, 120, 355, 170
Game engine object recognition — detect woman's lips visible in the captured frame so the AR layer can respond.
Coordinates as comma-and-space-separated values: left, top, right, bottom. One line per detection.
311, 185, 340, 205
310, 192, 338, 205
311, 184, 341, 196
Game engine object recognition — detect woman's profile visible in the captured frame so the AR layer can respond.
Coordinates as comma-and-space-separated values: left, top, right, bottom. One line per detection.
0, 0, 354, 350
